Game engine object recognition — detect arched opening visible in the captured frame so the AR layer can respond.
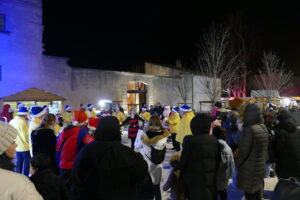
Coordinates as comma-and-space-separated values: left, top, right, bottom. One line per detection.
127, 81, 148, 112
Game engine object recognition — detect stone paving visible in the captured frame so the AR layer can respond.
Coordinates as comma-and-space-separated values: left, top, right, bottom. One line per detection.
121, 133, 278, 200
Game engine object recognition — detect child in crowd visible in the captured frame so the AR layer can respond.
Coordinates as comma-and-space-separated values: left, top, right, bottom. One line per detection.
212, 126, 235, 200
29, 154, 70, 200
163, 152, 184, 200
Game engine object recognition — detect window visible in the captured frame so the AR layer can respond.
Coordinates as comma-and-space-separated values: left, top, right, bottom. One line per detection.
0, 14, 6, 32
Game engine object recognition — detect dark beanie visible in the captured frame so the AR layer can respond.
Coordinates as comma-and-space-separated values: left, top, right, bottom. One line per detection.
215, 102, 222, 109
94, 116, 121, 142
190, 113, 212, 136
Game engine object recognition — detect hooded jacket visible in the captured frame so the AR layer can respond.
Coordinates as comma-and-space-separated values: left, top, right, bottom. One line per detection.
180, 114, 220, 200
9, 116, 30, 152
273, 111, 300, 179
168, 112, 180, 134
176, 111, 195, 144
236, 103, 268, 194
30, 168, 70, 200
56, 126, 94, 169
72, 117, 148, 200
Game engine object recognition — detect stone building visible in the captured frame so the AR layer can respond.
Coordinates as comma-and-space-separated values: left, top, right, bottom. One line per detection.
0, 0, 216, 113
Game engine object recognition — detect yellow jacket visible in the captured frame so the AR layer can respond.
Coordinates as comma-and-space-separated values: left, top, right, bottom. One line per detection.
86, 110, 97, 118
140, 111, 151, 122
112, 112, 126, 124
62, 111, 74, 124
54, 124, 61, 136
9, 116, 30, 152
168, 112, 180, 134
176, 111, 195, 144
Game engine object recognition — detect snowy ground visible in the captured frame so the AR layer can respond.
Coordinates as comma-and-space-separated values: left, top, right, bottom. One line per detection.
121, 131, 277, 200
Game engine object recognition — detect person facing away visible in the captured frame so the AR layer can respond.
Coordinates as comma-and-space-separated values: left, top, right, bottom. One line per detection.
72, 116, 148, 200
121, 108, 145, 149
180, 113, 220, 200
31, 113, 58, 174
0, 122, 43, 200
135, 115, 170, 200
163, 152, 184, 200
29, 154, 70, 200
273, 110, 300, 181
29, 106, 48, 156
175, 105, 195, 144
236, 102, 268, 200
9, 107, 31, 176
56, 110, 95, 189
212, 126, 235, 200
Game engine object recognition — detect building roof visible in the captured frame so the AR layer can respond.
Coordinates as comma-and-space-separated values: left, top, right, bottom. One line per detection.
0, 88, 65, 101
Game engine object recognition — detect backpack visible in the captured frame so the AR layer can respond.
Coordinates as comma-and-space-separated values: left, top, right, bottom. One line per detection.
146, 145, 166, 165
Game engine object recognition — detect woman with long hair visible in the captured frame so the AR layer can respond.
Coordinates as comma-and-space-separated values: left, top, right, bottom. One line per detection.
0, 122, 42, 199
135, 116, 170, 200
31, 113, 58, 174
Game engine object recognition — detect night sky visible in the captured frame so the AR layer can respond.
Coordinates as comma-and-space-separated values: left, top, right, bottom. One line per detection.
43, 0, 300, 74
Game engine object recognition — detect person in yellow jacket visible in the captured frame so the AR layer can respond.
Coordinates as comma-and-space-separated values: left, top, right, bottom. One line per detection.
166, 107, 181, 151
28, 106, 47, 156
176, 105, 195, 144
61, 105, 74, 125
86, 104, 97, 118
112, 106, 126, 124
140, 106, 151, 122
9, 107, 31, 176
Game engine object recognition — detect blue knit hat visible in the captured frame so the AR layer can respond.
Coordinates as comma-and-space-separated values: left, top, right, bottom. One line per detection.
65, 105, 71, 111
31, 106, 47, 118
142, 106, 147, 111
87, 104, 93, 109
18, 107, 28, 116
17, 102, 25, 109
172, 107, 179, 113
180, 105, 192, 112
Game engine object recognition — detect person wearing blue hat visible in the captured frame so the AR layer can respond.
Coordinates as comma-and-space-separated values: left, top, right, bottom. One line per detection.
140, 106, 151, 122
175, 105, 195, 144
85, 104, 96, 118
166, 107, 181, 151
62, 105, 74, 125
13, 102, 26, 118
9, 107, 31, 176
28, 106, 47, 156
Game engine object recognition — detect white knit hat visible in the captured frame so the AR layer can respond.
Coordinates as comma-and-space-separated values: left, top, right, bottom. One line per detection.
0, 122, 18, 155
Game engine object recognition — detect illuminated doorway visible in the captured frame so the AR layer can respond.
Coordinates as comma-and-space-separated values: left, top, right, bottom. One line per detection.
127, 81, 147, 112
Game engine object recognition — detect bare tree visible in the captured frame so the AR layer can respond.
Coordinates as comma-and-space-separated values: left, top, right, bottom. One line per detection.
175, 70, 192, 104
194, 24, 240, 104
254, 51, 293, 98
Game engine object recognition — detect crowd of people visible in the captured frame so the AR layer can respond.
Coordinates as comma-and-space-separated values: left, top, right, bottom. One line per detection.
0, 100, 300, 200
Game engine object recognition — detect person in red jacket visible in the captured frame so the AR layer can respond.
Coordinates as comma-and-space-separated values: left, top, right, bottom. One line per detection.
56, 110, 94, 189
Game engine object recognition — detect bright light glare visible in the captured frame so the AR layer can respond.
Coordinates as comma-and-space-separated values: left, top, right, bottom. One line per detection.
98, 100, 112, 107
283, 98, 291, 105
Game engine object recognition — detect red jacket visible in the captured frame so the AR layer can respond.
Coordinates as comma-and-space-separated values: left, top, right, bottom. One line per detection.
56, 126, 94, 169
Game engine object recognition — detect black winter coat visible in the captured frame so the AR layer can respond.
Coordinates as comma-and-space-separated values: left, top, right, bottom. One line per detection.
72, 141, 148, 200
30, 169, 70, 200
31, 128, 58, 174
273, 112, 300, 179
236, 103, 268, 194
180, 135, 220, 200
